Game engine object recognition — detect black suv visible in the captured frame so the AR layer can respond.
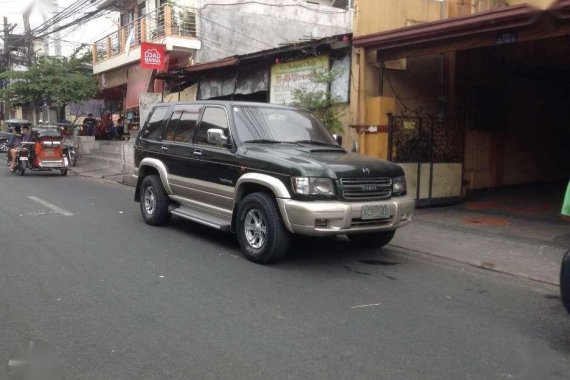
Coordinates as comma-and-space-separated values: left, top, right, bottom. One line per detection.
134, 101, 414, 263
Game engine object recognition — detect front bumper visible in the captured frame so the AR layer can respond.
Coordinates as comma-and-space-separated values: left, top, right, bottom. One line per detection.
277, 196, 415, 236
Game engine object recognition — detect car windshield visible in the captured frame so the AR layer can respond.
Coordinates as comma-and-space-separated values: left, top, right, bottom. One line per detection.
233, 106, 338, 146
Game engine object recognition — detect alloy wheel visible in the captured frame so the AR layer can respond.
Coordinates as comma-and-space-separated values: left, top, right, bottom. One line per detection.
143, 186, 157, 215
244, 209, 267, 249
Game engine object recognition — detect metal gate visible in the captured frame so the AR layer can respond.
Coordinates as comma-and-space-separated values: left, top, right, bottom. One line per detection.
388, 115, 464, 206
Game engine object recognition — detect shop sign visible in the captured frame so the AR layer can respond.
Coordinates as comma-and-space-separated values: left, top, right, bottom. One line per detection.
270, 55, 329, 105
496, 32, 517, 45
140, 43, 166, 70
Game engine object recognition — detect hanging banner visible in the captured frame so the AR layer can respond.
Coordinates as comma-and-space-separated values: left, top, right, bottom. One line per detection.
270, 55, 329, 105
140, 42, 166, 70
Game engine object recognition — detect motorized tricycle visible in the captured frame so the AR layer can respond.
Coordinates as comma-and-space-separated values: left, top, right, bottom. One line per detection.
12, 127, 69, 176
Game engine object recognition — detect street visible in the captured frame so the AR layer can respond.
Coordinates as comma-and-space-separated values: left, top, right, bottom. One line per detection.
0, 169, 569, 380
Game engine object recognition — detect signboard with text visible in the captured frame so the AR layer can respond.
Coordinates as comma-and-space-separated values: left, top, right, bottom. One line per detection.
270, 55, 329, 105
140, 43, 166, 71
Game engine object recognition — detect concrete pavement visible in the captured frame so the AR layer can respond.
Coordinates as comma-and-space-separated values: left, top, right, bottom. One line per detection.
70, 159, 570, 286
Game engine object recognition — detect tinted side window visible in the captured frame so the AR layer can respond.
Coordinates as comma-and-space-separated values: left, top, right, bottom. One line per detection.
195, 107, 229, 146
141, 106, 169, 140
163, 112, 182, 142
175, 111, 199, 143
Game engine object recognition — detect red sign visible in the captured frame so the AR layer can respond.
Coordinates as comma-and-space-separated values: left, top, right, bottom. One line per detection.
140, 43, 166, 70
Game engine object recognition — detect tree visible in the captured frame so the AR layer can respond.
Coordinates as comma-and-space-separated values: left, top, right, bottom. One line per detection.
0, 48, 97, 122
291, 67, 345, 135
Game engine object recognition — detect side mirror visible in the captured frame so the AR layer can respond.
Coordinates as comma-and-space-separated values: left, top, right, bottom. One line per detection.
333, 134, 343, 146
207, 128, 228, 146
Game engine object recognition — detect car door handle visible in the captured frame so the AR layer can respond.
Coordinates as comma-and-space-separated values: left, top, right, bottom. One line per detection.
193, 150, 202, 157
161, 145, 168, 151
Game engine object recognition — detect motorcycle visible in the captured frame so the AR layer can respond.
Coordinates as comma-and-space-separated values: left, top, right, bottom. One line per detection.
12, 128, 69, 176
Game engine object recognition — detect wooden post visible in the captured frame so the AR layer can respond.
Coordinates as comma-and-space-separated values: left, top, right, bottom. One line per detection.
358, 47, 367, 155
141, 18, 147, 42
164, 4, 172, 36
92, 44, 98, 63
120, 28, 126, 53
106, 36, 112, 59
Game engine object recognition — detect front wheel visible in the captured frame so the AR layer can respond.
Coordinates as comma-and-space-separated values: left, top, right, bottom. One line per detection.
237, 192, 290, 264
139, 175, 171, 226
348, 230, 396, 249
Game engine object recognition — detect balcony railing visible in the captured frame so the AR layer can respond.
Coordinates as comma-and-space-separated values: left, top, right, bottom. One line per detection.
93, 4, 197, 64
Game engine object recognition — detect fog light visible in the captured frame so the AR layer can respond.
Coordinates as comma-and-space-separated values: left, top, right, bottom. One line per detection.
315, 218, 328, 227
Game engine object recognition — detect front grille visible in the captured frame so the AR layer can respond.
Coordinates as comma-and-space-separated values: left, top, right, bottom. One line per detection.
340, 177, 392, 200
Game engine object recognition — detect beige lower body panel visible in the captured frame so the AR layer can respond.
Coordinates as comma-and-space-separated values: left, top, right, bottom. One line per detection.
277, 196, 415, 236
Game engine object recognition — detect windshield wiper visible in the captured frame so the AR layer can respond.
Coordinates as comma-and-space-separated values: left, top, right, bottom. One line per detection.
243, 139, 282, 144
294, 140, 341, 147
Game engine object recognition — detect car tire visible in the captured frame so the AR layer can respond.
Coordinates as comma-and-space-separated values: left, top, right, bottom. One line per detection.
139, 175, 171, 226
61, 169, 67, 176
237, 192, 290, 264
560, 250, 570, 314
348, 230, 396, 249
0, 139, 8, 153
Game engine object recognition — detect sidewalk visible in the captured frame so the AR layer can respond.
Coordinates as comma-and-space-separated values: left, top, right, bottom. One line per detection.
71, 162, 569, 285
393, 207, 568, 285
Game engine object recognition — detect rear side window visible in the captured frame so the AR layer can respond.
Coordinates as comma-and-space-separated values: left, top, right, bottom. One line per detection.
163, 112, 182, 142
141, 106, 169, 140
174, 105, 201, 143
195, 107, 229, 146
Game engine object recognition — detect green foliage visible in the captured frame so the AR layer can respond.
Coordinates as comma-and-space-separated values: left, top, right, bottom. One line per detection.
291, 67, 345, 134
0, 50, 97, 120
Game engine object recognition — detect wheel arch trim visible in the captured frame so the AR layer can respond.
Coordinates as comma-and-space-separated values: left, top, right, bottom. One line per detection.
138, 158, 173, 195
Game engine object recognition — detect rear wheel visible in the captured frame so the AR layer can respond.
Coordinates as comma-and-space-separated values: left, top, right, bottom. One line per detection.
68, 148, 77, 166
139, 175, 171, 226
348, 230, 395, 249
237, 192, 290, 264
19, 166, 25, 176
60, 169, 67, 176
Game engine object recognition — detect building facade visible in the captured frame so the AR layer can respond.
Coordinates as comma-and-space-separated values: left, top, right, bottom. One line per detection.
351, 0, 570, 206
92, 0, 353, 129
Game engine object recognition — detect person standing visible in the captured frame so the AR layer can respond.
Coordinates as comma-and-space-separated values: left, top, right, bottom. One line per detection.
83, 113, 97, 136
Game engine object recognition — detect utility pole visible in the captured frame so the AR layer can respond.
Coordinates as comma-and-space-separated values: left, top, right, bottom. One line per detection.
1, 16, 12, 129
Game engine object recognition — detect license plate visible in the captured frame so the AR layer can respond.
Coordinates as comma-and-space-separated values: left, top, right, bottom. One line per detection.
19, 157, 28, 161
361, 204, 390, 220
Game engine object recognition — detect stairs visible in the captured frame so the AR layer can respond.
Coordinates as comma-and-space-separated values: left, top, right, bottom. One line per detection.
72, 141, 127, 179
83, 141, 124, 169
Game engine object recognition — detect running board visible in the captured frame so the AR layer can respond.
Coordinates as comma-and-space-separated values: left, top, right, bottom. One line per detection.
170, 206, 231, 232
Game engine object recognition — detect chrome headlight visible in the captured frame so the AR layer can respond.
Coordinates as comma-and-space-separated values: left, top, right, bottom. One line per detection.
392, 176, 407, 196
292, 177, 335, 196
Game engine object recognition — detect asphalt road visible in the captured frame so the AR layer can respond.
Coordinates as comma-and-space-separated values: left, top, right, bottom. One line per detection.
1, 168, 569, 380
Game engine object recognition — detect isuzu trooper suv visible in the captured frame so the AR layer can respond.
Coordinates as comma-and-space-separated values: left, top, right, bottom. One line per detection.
134, 101, 414, 263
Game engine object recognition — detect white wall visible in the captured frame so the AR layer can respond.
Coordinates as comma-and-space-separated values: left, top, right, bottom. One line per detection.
195, 0, 352, 63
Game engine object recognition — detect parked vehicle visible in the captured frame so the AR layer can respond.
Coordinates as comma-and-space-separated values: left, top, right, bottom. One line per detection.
6, 119, 32, 133
560, 181, 570, 313
2, 119, 32, 154
134, 101, 415, 263
0, 131, 11, 153
12, 126, 69, 176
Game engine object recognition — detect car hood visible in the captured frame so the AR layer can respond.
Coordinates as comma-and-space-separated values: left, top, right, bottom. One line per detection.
238, 143, 404, 179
